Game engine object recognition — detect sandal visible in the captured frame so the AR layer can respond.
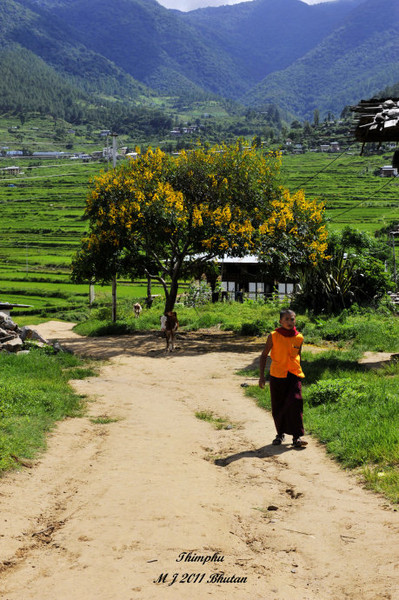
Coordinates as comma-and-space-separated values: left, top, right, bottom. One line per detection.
272, 434, 285, 445
293, 438, 308, 448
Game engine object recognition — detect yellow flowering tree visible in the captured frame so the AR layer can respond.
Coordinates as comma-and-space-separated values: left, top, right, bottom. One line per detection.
72, 141, 328, 312
257, 188, 329, 278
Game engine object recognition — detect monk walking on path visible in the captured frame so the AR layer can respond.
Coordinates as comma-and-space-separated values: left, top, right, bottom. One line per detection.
259, 308, 307, 448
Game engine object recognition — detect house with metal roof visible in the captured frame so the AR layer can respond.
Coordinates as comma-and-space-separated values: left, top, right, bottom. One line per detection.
212, 255, 295, 302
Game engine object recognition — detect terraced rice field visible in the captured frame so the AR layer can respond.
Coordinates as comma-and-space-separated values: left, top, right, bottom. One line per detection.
0, 148, 398, 315
280, 151, 399, 232
0, 158, 157, 314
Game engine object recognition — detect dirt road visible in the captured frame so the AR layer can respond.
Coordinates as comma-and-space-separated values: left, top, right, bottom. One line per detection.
0, 321, 398, 600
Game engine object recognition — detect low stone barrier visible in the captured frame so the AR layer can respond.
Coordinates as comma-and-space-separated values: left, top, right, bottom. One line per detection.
0, 312, 50, 353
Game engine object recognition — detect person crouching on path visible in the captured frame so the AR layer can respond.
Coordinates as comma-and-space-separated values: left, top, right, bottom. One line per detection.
258, 308, 308, 448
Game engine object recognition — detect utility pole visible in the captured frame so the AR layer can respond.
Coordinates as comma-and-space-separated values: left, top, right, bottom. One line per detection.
112, 275, 117, 322
111, 133, 118, 322
111, 133, 118, 169
106, 135, 110, 170
390, 230, 399, 290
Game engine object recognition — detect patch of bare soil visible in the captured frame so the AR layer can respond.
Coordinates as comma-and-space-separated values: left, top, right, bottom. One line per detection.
0, 321, 398, 600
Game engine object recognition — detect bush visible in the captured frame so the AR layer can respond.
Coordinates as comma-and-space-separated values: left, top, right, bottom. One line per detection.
183, 280, 212, 308
56, 310, 89, 322
293, 228, 394, 314
91, 306, 113, 321
305, 378, 367, 406
239, 319, 269, 336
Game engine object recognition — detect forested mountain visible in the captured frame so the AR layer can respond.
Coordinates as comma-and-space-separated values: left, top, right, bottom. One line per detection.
0, 0, 176, 136
0, 0, 150, 100
182, 0, 356, 84
380, 82, 399, 97
0, 42, 173, 135
0, 45, 85, 119
0, 0, 398, 122
31, 0, 248, 98
242, 0, 399, 120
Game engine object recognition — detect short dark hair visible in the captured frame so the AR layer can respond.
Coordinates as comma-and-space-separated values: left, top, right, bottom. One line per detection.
279, 308, 295, 320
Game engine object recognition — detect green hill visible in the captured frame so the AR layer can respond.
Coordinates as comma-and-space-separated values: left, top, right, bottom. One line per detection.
34, 0, 246, 98
0, 0, 398, 122
0, 45, 83, 118
2, 0, 151, 100
242, 0, 399, 119
182, 0, 354, 84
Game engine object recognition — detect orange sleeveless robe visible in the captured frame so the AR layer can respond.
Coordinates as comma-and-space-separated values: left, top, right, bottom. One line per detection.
270, 330, 304, 379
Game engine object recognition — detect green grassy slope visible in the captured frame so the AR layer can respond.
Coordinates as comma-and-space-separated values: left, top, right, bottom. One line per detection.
280, 152, 399, 233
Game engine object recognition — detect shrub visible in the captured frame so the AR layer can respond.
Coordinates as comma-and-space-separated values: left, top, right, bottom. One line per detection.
57, 310, 89, 322
183, 280, 212, 308
239, 319, 271, 336
239, 321, 263, 336
305, 378, 368, 406
92, 306, 113, 321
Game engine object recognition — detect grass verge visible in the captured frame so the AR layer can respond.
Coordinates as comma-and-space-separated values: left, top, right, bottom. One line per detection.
0, 347, 97, 474
73, 298, 399, 352
244, 350, 399, 504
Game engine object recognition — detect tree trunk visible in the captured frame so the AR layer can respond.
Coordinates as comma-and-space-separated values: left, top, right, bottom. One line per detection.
164, 277, 179, 313
145, 275, 153, 308
112, 275, 117, 322
89, 281, 95, 306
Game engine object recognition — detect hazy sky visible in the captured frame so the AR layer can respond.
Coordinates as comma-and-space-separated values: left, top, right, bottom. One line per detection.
157, 0, 334, 11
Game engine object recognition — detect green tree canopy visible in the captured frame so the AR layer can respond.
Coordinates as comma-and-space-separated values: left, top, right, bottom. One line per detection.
72, 141, 328, 311
293, 227, 393, 313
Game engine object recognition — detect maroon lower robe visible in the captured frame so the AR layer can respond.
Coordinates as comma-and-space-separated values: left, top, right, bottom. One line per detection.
269, 371, 304, 438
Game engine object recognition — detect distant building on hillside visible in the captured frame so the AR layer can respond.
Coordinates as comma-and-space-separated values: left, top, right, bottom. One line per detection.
379, 165, 398, 177
32, 151, 70, 159
6, 150, 23, 156
170, 126, 198, 136
1, 166, 21, 176
292, 144, 304, 154
70, 153, 91, 162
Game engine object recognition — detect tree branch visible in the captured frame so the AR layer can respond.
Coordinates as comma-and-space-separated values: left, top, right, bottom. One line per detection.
144, 268, 169, 297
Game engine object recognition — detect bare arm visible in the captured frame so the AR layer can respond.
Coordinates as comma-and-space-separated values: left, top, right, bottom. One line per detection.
259, 333, 273, 389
